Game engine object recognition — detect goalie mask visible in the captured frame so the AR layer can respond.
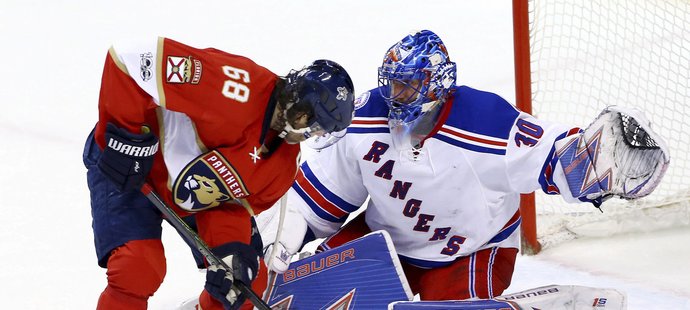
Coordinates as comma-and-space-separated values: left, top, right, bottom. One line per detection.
378, 30, 457, 150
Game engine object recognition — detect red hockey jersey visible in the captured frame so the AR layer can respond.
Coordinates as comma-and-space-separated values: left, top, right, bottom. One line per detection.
95, 37, 300, 245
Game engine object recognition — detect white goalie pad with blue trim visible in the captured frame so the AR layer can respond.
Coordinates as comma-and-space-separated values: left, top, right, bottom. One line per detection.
389, 284, 626, 310
389, 299, 520, 310
264, 230, 413, 309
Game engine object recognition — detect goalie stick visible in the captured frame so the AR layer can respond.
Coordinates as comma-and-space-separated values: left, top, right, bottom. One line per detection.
264, 193, 288, 274
140, 183, 271, 310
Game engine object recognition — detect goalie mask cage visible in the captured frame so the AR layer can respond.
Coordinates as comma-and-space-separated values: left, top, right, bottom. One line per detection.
513, 0, 690, 254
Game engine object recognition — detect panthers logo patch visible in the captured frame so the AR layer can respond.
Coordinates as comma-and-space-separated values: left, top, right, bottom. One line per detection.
173, 150, 250, 212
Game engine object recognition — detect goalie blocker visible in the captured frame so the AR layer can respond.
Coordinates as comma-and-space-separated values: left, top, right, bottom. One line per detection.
553, 106, 670, 206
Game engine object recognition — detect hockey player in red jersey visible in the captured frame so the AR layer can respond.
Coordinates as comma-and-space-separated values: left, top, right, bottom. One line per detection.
260, 29, 669, 303
82, 37, 355, 310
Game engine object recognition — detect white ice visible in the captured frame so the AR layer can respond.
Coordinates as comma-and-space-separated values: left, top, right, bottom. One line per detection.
1, 0, 688, 309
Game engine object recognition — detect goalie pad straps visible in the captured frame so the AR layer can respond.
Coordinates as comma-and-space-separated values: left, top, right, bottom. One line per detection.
555, 106, 670, 206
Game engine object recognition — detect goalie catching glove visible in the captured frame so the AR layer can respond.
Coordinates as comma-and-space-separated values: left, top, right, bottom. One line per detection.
555, 106, 670, 206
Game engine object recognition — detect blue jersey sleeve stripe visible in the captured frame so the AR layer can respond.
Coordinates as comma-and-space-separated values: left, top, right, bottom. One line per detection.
433, 134, 506, 155
538, 144, 561, 195
538, 129, 580, 194
486, 217, 521, 244
347, 127, 390, 134
291, 183, 346, 223
301, 163, 360, 212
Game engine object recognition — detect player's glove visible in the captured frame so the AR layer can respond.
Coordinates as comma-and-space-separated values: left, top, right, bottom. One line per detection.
555, 106, 669, 206
205, 242, 260, 310
97, 122, 159, 192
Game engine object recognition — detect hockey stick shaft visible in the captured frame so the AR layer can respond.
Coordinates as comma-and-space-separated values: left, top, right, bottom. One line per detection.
140, 183, 271, 310
263, 194, 288, 301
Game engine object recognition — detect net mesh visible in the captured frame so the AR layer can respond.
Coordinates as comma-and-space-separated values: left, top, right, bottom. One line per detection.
527, 0, 690, 248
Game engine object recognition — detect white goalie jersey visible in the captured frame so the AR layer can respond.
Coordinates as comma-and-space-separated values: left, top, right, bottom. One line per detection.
284, 85, 667, 267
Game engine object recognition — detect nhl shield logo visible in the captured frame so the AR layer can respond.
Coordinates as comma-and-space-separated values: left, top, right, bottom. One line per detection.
173, 150, 250, 212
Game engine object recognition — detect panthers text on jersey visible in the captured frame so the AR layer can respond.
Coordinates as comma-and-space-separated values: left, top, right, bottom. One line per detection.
95, 37, 301, 245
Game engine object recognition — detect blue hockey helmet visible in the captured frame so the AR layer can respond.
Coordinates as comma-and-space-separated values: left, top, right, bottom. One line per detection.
283, 59, 355, 137
378, 30, 457, 125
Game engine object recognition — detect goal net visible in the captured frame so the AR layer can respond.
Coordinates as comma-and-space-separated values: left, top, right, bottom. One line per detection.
514, 0, 690, 253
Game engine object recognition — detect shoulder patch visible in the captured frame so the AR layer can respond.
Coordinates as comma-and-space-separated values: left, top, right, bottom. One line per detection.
165, 55, 202, 84
354, 91, 370, 110
173, 150, 250, 212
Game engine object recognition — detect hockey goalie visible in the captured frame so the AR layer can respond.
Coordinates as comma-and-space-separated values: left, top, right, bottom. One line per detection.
252, 30, 670, 309
256, 108, 668, 309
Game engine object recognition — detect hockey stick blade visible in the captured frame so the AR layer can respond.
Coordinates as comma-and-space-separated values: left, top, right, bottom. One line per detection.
140, 183, 271, 310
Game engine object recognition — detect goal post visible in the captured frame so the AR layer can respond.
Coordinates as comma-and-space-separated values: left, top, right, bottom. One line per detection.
513, 0, 690, 254
512, 0, 541, 254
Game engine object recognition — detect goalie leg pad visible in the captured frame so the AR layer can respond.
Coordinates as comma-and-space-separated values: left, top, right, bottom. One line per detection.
388, 299, 520, 310
390, 284, 627, 310
264, 230, 413, 309
497, 284, 627, 310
